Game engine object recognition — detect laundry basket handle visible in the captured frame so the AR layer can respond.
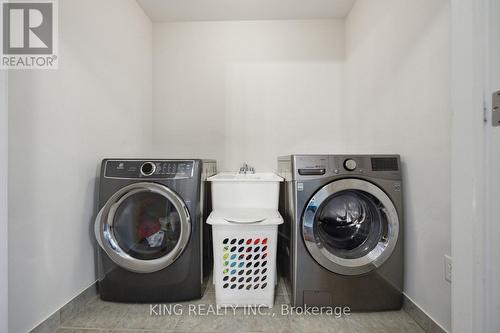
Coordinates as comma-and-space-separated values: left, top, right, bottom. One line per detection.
223, 218, 266, 224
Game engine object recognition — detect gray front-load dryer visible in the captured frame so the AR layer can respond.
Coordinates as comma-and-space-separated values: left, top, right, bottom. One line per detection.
94, 159, 216, 302
277, 155, 403, 311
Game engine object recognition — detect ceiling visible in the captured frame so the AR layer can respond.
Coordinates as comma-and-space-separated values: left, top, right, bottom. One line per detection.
136, 0, 357, 22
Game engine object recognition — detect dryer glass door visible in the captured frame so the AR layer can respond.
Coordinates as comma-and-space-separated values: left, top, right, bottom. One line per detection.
113, 191, 181, 260
302, 179, 399, 275
95, 182, 191, 273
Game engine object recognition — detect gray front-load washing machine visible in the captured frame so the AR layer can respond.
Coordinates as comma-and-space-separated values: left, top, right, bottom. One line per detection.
277, 155, 403, 311
94, 159, 216, 302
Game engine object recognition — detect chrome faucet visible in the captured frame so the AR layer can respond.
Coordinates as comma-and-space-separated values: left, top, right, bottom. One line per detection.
239, 162, 255, 174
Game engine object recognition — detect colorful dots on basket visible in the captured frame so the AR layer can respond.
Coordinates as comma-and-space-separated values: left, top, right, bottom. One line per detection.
219, 236, 273, 294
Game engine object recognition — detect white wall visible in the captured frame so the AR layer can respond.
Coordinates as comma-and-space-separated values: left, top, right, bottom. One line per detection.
344, 0, 451, 331
7, 1, 152, 332
1, 71, 8, 333
152, 19, 345, 171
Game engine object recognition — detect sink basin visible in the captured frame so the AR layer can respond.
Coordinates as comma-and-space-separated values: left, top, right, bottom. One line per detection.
208, 172, 283, 182
208, 172, 283, 209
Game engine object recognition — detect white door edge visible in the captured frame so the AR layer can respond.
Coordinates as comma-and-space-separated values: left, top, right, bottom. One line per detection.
451, 0, 498, 332
483, 0, 500, 331
0, 68, 8, 333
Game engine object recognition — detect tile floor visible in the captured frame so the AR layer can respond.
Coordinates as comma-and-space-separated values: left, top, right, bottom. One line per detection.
55, 278, 424, 333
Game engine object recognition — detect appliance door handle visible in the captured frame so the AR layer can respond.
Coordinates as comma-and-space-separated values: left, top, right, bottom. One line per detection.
94, 207, 106, 248
298, 168, 326, 176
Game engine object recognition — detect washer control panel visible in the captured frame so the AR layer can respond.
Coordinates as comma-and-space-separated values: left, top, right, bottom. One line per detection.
104, 160, 194, 179
287, 155, 401, 180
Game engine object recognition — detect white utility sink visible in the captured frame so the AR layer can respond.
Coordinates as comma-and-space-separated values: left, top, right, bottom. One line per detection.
208, 172, 283, 182
208, 172, 283, 209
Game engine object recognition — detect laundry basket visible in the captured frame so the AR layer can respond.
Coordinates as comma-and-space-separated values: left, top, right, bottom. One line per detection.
207, 209, 283, 307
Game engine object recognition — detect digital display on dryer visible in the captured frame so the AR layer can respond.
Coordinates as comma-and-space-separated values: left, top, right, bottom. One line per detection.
371, 158, 399, 171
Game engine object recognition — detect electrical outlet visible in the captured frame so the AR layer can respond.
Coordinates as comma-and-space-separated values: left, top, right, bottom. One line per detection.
444, 255, 452, 283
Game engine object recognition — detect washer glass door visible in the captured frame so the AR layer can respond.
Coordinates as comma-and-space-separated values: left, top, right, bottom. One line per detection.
302, 179, 399, 275
95, 182, 191, 273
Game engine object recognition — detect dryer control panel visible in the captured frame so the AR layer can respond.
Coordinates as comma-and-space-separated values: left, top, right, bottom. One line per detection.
104, 160, 194, 179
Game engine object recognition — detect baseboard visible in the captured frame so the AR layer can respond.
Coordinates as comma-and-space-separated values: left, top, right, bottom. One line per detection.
403, 294, 448, 333
29, 282, 98, 333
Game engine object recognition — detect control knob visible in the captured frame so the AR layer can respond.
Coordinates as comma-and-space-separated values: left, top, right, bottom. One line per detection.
344, 159, 357, 171
140, 162, 156, 176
